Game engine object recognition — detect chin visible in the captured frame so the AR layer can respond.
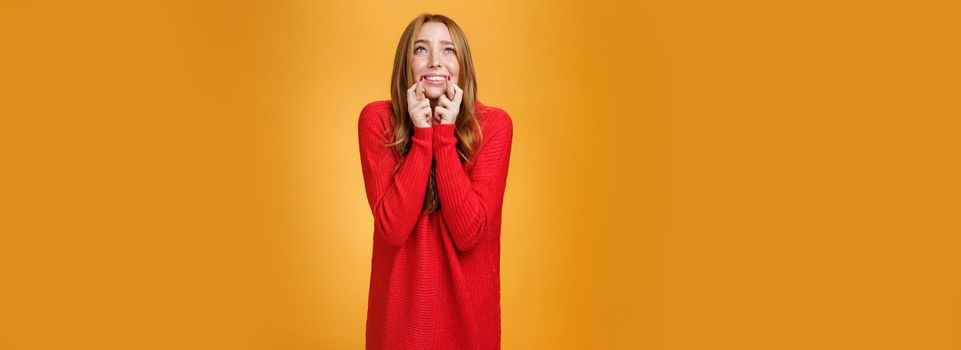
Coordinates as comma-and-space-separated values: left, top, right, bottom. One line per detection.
425, 89, 445, 99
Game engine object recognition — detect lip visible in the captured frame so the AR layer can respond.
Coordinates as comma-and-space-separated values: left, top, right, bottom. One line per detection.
420, 73, 450, 86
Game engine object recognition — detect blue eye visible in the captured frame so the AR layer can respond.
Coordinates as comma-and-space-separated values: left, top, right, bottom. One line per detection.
414, 46, 427, 53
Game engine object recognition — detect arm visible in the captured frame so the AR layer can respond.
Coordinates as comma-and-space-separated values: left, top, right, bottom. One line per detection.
432, 114, 513, 252
358, 102, 433, 248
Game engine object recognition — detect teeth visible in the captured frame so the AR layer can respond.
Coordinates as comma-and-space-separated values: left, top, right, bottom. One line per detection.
425, 76, 445, 81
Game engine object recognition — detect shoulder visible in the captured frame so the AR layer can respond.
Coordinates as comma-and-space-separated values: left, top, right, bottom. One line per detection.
358, 100, 393, 130
359, 100, 392, 121
476, 101, 512, 133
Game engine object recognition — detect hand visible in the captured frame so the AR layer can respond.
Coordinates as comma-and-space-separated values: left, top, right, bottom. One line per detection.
406, 80, 432, 128
432, 82, 463, 125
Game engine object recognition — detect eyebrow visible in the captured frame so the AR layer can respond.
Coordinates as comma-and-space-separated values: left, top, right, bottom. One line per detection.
414, 39, 454, 46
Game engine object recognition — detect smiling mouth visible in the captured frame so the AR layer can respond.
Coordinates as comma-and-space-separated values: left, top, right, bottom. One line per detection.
420, 75, 450, 84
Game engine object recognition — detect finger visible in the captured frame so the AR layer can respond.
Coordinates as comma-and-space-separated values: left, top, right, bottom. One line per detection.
416, 81, 426, 100
438, 93, 451, 107
446, 82, 455, 100
410, 100, 426, 115
407, 83, 417, 101
434, 106, 447, 120
454, 84, 464, 104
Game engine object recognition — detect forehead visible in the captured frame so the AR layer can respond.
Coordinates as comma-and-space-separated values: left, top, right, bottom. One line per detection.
415, 22, 452, 43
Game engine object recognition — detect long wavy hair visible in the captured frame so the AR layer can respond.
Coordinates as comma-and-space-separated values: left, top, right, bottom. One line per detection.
387, 13, 482, 214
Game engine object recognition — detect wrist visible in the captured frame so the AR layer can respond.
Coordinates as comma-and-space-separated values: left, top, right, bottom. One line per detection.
413, 124, 433, 136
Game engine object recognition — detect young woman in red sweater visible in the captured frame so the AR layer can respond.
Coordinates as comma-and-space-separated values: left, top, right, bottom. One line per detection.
358, 13, 514, 350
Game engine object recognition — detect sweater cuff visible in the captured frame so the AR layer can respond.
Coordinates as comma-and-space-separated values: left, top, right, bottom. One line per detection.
432, 123, 457, 149
412, 125, 433, 140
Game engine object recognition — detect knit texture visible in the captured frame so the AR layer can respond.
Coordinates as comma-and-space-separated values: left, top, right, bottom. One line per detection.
358, 99, 513, 350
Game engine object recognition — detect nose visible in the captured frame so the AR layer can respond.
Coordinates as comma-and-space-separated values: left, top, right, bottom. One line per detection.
428, 50, 442, 68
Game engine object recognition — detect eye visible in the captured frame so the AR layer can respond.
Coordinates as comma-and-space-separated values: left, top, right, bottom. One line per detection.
444, 47, 456, 54
414, 46, 427, 54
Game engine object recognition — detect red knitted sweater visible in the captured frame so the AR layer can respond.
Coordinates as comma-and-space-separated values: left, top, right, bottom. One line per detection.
358, 99, 513, 350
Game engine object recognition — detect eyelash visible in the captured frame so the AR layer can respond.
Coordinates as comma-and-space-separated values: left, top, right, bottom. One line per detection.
414, 46, 456, 54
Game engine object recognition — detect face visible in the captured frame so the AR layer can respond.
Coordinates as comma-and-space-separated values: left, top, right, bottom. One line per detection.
410, 22, 460, 100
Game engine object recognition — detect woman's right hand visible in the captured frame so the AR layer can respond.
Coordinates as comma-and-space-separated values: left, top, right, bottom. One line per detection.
406, 81, 432, 128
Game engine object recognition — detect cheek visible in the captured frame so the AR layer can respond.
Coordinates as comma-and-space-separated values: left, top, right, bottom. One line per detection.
410, 59, 427, 74
446, 62, 460, 80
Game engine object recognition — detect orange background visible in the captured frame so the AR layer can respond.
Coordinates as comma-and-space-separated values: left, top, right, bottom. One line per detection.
2, 0, 959, 349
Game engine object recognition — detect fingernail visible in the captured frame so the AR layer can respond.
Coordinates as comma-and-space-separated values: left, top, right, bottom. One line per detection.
447, 75, 451, 81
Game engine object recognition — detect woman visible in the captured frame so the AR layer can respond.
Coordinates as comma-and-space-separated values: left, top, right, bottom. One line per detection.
357, 13, 514, 350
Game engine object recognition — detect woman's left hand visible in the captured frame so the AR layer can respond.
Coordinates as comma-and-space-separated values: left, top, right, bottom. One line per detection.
433, 82, 463, 125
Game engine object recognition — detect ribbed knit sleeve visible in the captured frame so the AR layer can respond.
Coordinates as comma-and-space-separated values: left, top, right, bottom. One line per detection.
358, 101, 433, 248
432, 112, 513, 253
